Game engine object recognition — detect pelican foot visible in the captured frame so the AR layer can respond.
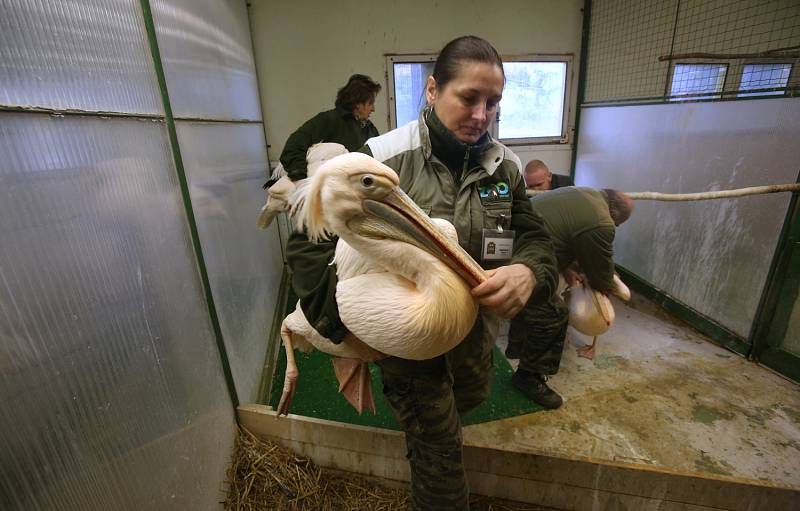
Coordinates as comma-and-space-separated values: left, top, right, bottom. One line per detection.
332, 358, 377, 414
575, 336, 597, 360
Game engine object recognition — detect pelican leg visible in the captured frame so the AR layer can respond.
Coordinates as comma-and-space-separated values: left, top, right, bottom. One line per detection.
332, 358, 376, 414
576, 336, 598, 360
276, 322, 299, 416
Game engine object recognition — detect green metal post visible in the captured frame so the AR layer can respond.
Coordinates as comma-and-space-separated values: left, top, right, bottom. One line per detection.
139, 0, 240, 410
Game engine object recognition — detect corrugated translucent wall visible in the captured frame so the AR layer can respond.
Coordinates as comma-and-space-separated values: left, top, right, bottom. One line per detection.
0, 1, 279, 509
150, 0, 282, 404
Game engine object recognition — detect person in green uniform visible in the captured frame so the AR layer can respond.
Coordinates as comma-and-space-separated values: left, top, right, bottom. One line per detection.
524, 159, 574, 190
507, 186, 633, 409
285, 36, 558, 510
279, 74, 381, 181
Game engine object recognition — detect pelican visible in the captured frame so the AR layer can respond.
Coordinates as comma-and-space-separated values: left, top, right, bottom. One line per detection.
257, 143, 349, 229
568, 273, 630, 360
276, 152, 486, 415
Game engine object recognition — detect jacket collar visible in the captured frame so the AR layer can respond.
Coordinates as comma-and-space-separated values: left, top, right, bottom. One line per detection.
418, 106, 505, 176
335, 106, 354, 118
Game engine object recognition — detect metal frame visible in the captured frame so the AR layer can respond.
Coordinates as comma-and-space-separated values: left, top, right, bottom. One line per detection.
385, 53, 437, 131
667, 61, 730, 101
749, 172, 800, 382
569, 0, 592, 179
140, 0, 240, 409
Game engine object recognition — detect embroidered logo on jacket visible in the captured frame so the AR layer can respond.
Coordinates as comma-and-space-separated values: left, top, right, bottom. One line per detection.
478, 181, 510, 201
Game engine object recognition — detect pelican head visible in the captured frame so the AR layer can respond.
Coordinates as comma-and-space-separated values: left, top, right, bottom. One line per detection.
295, 152, 485, 287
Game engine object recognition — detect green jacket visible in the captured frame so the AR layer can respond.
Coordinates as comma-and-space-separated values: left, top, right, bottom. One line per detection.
530, 187, 615, 292
279, 107, 379, 181
286, 108, 558, 342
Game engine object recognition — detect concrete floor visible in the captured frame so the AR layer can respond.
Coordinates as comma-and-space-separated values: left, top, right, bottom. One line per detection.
465, 293, 800, 489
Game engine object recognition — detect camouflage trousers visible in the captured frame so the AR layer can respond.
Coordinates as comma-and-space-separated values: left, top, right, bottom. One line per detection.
508, 297, 569, 377
376, 310, 497, 511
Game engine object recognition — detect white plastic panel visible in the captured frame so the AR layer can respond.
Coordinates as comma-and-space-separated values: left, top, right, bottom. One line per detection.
0, 113, 235, 510
151, 0, 263, 121
0, 0, 162, 114
176, 121, 280, 402
574, 99, 800, 337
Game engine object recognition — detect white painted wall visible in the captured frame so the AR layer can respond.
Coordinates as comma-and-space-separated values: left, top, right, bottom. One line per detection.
248, 0, 584, 176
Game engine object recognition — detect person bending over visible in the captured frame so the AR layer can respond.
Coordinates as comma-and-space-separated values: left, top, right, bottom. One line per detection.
507, 187, 633, 409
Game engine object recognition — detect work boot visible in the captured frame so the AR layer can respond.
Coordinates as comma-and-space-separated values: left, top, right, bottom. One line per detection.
512, 371, 563, 409
504, 341, 523, 359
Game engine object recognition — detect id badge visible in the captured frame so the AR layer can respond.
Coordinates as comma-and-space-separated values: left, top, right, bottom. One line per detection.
481, 228, 514, 261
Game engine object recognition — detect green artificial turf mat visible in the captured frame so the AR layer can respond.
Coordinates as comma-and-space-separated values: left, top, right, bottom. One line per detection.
269, 298, 544, 429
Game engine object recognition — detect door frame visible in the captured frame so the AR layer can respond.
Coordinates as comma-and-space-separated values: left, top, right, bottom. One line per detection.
750, 173, 800, 382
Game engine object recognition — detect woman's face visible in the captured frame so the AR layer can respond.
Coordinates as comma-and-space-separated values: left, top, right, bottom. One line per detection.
426, 61, 504, 144
353, 95, 376, 121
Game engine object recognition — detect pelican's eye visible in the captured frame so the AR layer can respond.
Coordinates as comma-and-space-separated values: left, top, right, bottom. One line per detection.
360, 175, 375, 188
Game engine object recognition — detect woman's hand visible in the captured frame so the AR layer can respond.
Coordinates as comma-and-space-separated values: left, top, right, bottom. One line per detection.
471, 263, 536, 319
342, 332, 388, 362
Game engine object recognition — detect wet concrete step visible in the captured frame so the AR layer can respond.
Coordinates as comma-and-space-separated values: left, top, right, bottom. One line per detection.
238, 404, 799, 511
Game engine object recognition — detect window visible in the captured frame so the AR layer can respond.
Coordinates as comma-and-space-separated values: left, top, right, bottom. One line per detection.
738, 63, 792, 97
669, 63, 728, 101
390, 59, 435, 128
386, 55, 572, 144
500, 61, 568, 141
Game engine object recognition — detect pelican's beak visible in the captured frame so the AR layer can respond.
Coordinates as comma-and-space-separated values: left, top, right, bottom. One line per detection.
353, 188, 486, 287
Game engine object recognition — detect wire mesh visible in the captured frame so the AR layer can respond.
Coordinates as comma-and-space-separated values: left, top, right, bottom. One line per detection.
584, 0, 800, 103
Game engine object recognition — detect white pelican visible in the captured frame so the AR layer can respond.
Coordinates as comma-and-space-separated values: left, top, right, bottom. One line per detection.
257, 143, 349, 229
568, 273, 630, 360
276, 152, 487, 415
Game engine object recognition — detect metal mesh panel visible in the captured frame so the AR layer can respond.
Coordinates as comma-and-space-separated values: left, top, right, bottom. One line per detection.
585, 0, 800, 103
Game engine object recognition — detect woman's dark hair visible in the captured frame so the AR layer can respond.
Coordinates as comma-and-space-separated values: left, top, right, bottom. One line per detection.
335, 74, 382, 111
432, 35, 505, 89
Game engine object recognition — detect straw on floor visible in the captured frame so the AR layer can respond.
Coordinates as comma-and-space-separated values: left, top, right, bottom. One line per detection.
224, 426, 553, 511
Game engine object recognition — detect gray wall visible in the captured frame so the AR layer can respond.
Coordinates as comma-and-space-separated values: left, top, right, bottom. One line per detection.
575, 99, 800, 338
0, 0, 280, 509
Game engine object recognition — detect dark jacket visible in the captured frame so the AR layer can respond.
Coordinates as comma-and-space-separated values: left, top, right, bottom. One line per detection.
530, 187, 615, 292
279, 107, 379, 181
551, 173, 574, 189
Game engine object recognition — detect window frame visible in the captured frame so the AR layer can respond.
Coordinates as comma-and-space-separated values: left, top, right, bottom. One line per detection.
385, 53, 574, 146
385, 54, 437, 131
666, 57, 797, 102
737, 61, 794, 98
667, 62, 730, 101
